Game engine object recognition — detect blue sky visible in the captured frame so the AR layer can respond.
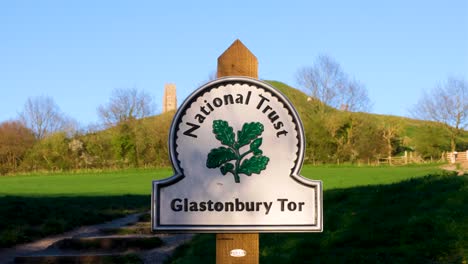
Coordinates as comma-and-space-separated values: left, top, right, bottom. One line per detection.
1, 1, 467, 127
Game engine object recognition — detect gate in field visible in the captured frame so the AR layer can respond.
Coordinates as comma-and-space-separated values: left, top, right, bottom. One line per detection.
446, 151, 468, 164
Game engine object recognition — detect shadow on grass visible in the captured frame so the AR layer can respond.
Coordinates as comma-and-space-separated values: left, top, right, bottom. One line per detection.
0, 195, 149, 248
166, 174, 467, 264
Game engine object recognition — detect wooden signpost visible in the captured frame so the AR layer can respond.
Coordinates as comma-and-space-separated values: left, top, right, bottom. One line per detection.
152, 39, 323, 264
216, 40, 260, 264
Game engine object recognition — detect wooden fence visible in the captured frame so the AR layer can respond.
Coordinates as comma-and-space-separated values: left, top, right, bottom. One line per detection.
377, 151, 424, 166
446, 151, 468, 163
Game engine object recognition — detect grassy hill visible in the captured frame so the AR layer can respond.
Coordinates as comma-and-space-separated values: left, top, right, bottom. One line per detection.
266, 80, 468, 159
116, 80, 468, 166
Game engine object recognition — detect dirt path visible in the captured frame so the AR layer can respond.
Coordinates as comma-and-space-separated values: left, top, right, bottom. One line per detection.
0, 213, 192, 264
140, 233, 194, 264
440, 162, 468, 176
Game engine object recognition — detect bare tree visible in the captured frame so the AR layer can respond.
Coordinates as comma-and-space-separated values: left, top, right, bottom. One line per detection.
98, 88, 155, 166
340, 79, 372, 112
98, 88, 155, 126
412, 77, 467, 152
19, 96, 71, 139
380, 120, 402, 164
296, 54, 371, 112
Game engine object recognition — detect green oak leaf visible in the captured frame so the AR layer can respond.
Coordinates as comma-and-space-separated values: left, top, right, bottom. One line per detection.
237, 122, 264, 147
207, 120, 270, 183
250, 138, 262, 151
206, 147, 236, 168
220, 163, 234, 175
213, 120, 235, 147
238, 155, 270, 176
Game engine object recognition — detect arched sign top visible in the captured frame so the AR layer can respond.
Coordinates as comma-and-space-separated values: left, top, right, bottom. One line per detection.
153, 77, 322, 233
170, 77, 305, 183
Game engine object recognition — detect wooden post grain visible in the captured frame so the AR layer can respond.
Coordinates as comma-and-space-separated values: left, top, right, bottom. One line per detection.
216, 39, 259, 264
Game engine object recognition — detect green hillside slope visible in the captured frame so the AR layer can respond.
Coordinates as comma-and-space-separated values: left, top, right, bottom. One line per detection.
266, 80, 468, 161
113, 80, 467, 166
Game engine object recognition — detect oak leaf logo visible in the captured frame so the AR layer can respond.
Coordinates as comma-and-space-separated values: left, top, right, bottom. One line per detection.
206, 120, 269, 183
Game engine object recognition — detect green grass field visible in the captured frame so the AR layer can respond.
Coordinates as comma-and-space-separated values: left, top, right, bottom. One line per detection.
1, 165, 466, 263
301, 164, 443, 189
0, 168, 172, 196
0, 165, 441, 196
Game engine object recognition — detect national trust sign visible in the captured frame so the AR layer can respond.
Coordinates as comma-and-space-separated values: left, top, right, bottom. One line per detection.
152, 77, 323, 232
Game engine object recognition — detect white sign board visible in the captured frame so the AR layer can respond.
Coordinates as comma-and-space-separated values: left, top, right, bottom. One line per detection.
152, 77, 323, 232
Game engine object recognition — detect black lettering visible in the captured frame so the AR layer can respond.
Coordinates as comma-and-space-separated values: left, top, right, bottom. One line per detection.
172, 199, 290, 214
267, 111, 279, 123
200, 106, 211, 115
207, 200, 214, 211
256, 94, 270, 109
171, 198, 182, 211
199, 202, 207, 211
277, 198, 288, 211
264, 202, 272, 215
246, 202, 254, 212
225, 202, 234, 212
184, 198, 188, 212
235, 198, 244, 211
245, 91, 251, 105
183, 122, 200, 138
213, 98, 223, 107
224, 94, 234, 105
189, 201, 199, 211
214, 202, 223, 211
204, 100, 214, 111
276, 130, 288, 137
256, 202, 262, 211
235, 94, 244, 104
194, 114, 205, 123
273, 122, 284, 130
262, 105, 272, 113
288, 201, 297, 211
298, 202, 305, 211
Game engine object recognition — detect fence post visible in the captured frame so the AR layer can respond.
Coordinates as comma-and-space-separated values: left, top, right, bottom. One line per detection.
215, 39, 259, 264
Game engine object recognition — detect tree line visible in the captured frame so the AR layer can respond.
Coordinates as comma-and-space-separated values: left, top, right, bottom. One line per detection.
296, 55, 467, 162
0, 55, 466, 174
0, 88, 171, 174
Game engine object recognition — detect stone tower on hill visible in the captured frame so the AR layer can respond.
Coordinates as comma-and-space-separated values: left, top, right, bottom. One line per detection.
163, 83, 177, 113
